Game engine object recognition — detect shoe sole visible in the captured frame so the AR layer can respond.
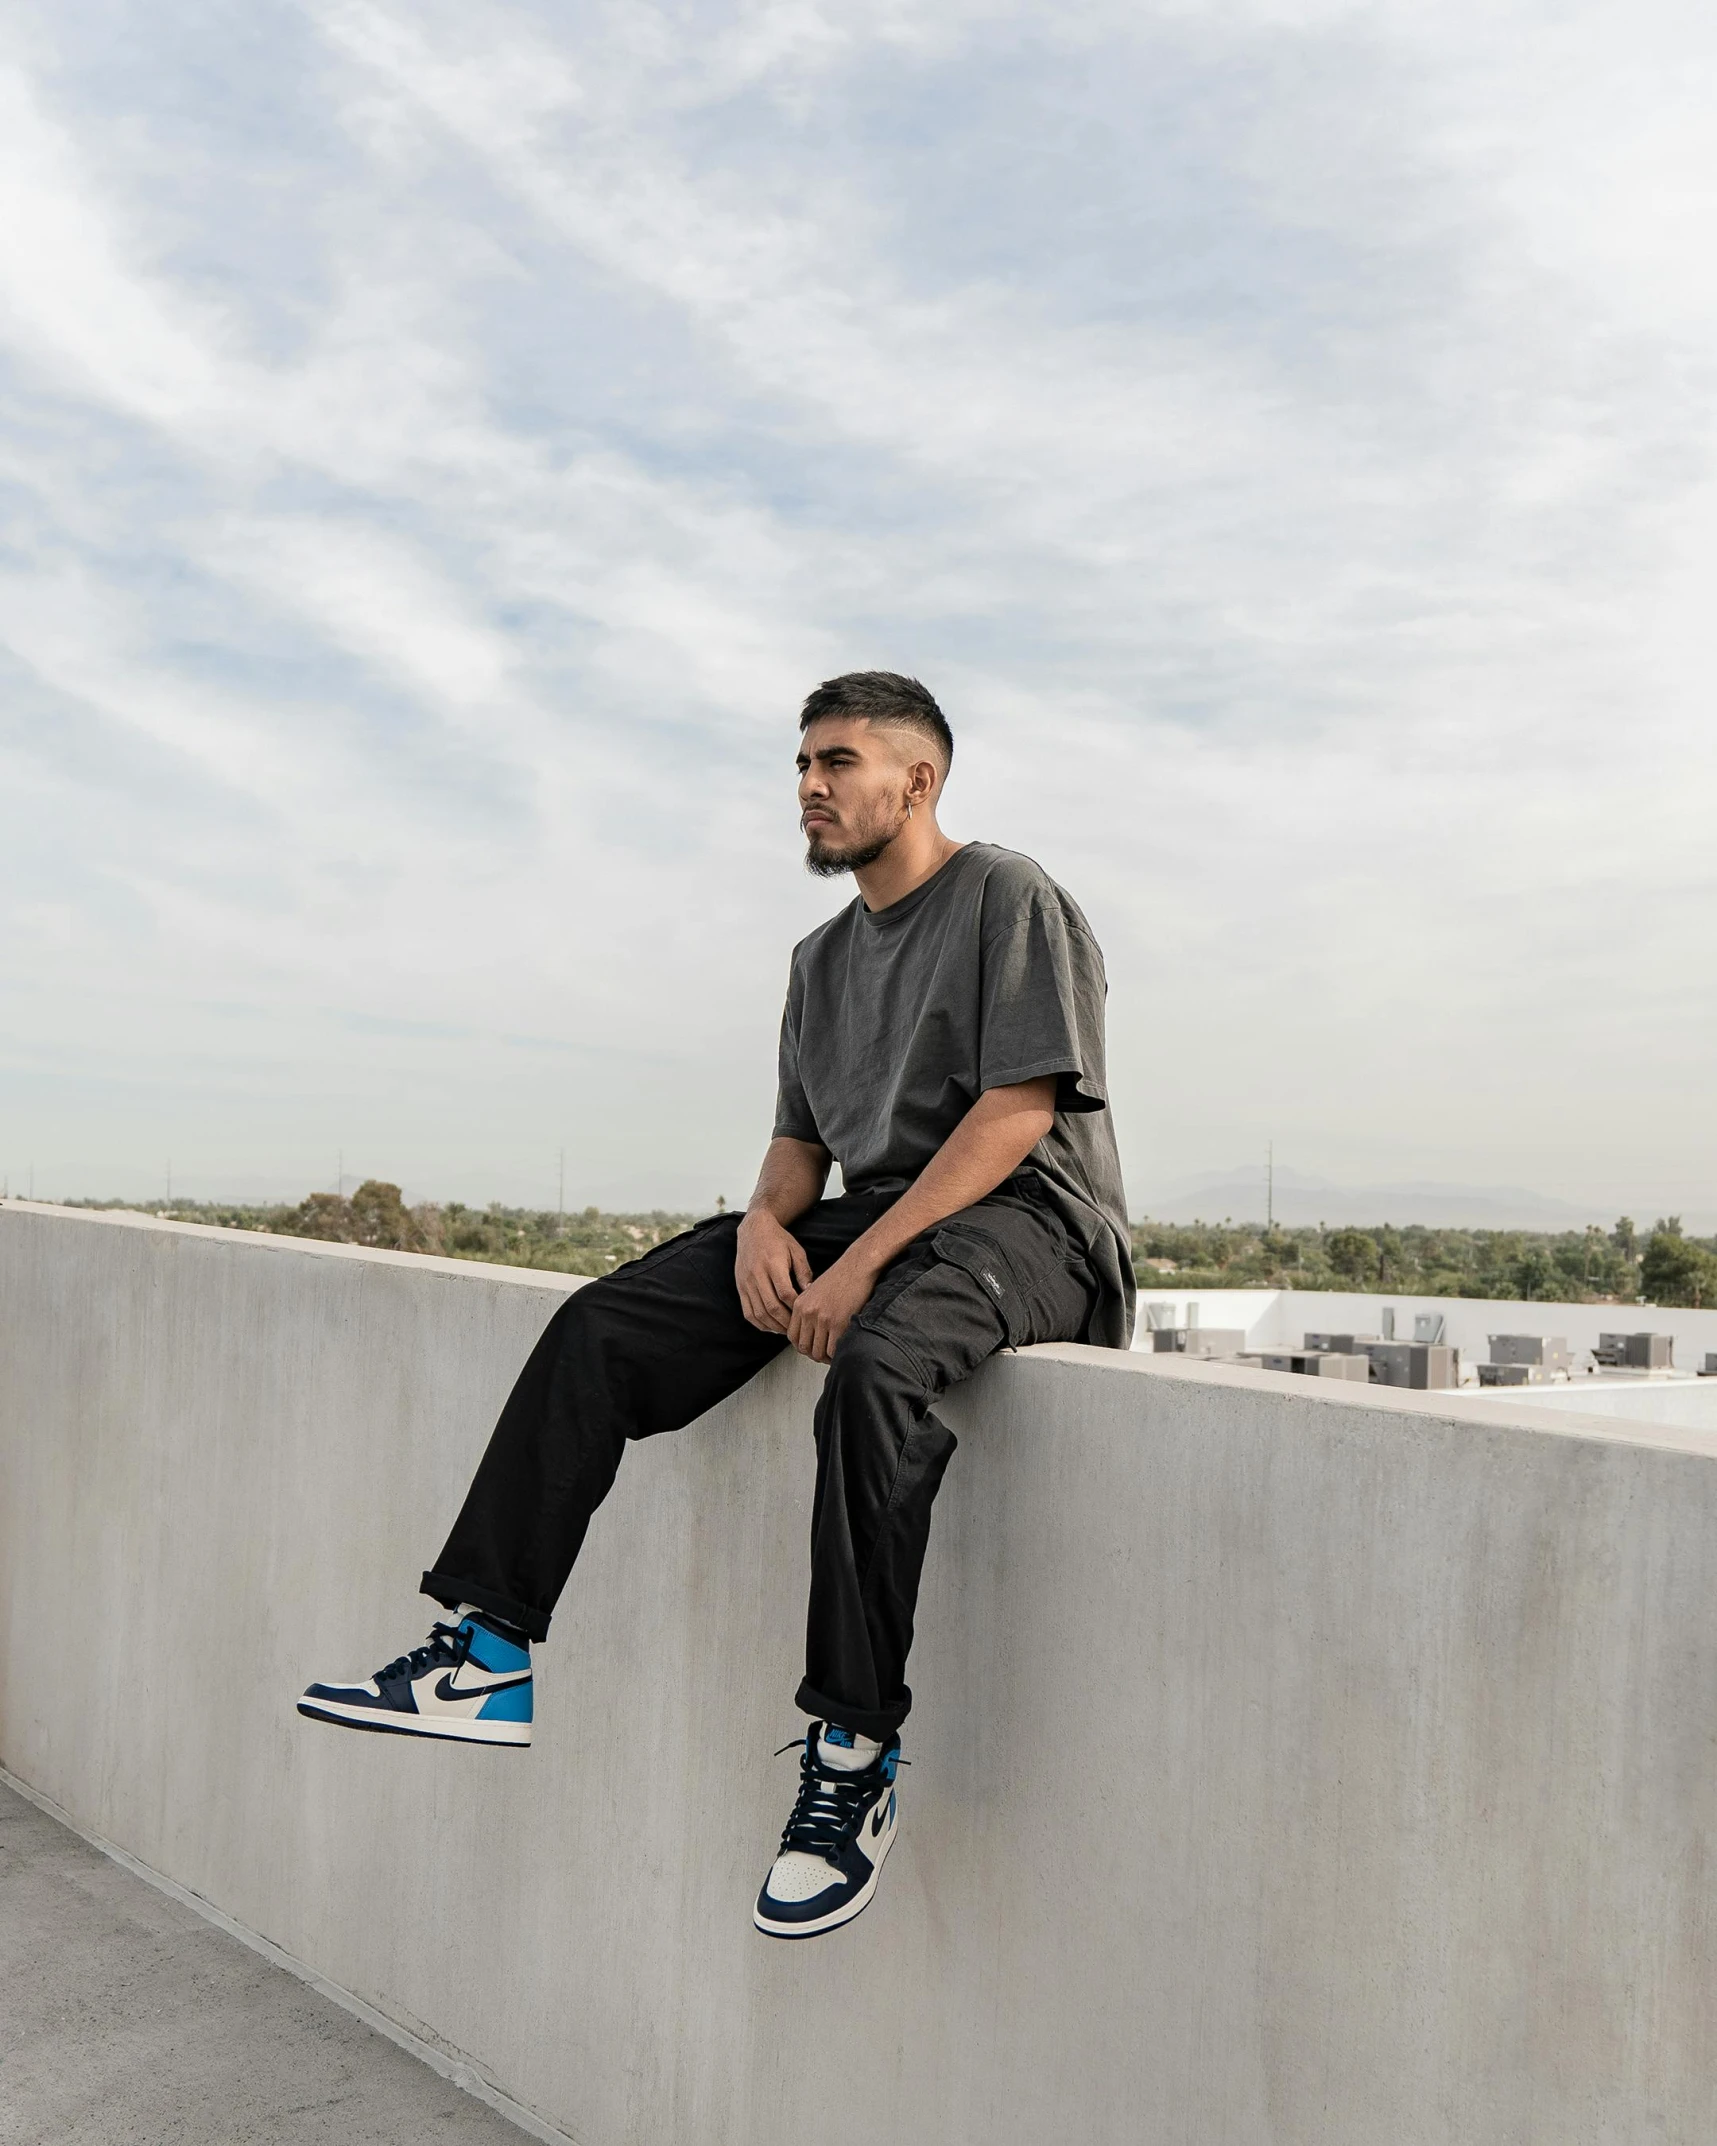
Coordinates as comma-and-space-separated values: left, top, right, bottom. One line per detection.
753, 1813, 897, 1939
295, 1697, 532, 1746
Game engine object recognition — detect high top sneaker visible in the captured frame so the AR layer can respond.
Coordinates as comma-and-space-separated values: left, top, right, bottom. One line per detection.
753, 1721, 901, 1939
297, 1609, 533, 1745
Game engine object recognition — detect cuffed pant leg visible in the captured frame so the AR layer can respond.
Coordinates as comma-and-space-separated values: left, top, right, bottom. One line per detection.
422, 1287, 631, 1640
794, 1193, 1099, 1737
797, 1322, 959, 1738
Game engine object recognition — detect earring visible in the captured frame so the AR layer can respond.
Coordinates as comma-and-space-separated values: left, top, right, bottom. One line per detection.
907, 803, 914, 818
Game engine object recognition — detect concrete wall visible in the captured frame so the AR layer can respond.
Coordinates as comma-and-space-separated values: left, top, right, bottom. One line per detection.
4, 1200, 1717, 2146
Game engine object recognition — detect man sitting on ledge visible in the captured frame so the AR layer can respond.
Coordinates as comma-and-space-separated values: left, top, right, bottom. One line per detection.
300, 670, 1133, 1940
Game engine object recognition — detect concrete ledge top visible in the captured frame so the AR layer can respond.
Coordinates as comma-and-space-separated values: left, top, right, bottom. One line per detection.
7, 1198, 1716, 1463
1033, 1339, 1717, 1460
0, 1197, 585, 1293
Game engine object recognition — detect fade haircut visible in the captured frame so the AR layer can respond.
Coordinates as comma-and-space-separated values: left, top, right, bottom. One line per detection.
798, 671, 953, 772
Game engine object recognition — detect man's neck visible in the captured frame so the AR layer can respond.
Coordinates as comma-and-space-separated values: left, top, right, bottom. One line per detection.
852, 820, 963, 913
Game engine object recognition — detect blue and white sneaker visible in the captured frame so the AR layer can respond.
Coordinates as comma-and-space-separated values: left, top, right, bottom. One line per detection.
753, 1722, 902, 1939
297, 1611, 533, 1745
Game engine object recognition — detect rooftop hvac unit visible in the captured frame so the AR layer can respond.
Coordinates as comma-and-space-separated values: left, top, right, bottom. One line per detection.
1360, 1341, 1461, 1390
1303, 1332, 1378, 1354
1479, 1363, 1537, 1387
1595, 1332, 1674, 1369
1413, 1312, 1446, 1345
1488, 1334, 1571, 1373
1703, 1354, 1717, 1378
1150, 1328, 1248, 1360
1241, 1349, 1371, 1382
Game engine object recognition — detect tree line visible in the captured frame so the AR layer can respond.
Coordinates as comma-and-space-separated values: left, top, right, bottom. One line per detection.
63, 1189, 1717, 1307
1129, 1215, 1717, 1306
74, 1183, 700, 1279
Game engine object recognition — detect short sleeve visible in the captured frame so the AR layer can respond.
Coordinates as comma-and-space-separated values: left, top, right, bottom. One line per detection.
772, 964, 824, 1144
978, 900, 1109, 1113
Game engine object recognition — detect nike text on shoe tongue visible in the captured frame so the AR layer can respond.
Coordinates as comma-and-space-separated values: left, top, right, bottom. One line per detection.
818, 1722, 882, 1773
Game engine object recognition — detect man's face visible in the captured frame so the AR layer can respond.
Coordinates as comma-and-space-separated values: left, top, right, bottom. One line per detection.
796, 716, 917, 877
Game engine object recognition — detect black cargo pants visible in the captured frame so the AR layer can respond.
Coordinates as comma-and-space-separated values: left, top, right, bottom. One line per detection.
424, 1177, 1096, 1737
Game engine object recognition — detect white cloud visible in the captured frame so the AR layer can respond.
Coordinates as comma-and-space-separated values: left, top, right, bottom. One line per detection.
1, 0, 1714, 1216
0, 67, 228, 424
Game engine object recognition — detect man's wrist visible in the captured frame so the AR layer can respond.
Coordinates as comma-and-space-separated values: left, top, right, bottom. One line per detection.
842, 1230, 898, 1282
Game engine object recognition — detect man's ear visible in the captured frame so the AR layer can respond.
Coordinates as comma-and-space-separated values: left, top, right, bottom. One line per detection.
906, 757, 939, 807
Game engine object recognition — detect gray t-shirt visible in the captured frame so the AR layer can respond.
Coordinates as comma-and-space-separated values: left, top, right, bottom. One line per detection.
773, 842, 1134, 1348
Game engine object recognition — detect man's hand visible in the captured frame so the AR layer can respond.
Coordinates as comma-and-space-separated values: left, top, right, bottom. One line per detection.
732, 1085, 1054, 1361
786, 1247, 881, 1364
735, 1207, 813, 1334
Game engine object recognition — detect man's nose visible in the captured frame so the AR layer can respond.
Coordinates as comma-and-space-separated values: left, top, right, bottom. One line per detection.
799, 765, 830, 799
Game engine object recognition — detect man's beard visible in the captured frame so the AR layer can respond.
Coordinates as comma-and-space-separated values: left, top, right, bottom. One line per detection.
805, 827, 895, 878
803, 806, 906, 878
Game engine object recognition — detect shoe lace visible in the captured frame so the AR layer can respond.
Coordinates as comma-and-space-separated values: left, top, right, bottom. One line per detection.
378, 1621, 471, 1686
771, 1735, 906, 1865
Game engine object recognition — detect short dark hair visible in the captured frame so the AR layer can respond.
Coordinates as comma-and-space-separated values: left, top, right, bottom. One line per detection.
798, 671, 953, 770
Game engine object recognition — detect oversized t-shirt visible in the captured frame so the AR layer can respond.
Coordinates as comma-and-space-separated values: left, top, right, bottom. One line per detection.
773, 842, 1134, 1349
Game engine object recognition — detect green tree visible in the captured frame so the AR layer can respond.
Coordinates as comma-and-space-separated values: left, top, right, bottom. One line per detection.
286, 1192, 351, 1242
1554, 1238, 1590, 1288
1512, 1247, 1558, 1301
1578, 1225, 1605, 1289
282, 1181, 435, 1252
1641, 1230, 1717, 1308
347, 1179, 435, 1251
1326, 1228, 1376, 1283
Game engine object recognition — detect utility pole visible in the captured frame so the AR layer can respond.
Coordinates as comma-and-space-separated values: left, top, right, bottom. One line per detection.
166, 1159, 172, 1204
1266, 1141, 1273, 1232
337, 1149, 344, 1199
558, 1146, 565, 1225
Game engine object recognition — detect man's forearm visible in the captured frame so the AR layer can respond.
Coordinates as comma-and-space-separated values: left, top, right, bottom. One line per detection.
778, 1077, 1058, 1364
845, 1078, 1056, 1279
746, 1135, 831, 1227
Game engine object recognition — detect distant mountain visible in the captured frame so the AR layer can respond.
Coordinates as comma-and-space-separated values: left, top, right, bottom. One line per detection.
1138, 1167, 1606, 1231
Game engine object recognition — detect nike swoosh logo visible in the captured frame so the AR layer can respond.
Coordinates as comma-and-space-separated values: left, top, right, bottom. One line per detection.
433, 1671, 530, 1703
870, 1793, 892, 1838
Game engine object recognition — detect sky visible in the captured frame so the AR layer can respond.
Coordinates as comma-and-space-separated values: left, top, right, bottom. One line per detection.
2, 0, 1715, 1223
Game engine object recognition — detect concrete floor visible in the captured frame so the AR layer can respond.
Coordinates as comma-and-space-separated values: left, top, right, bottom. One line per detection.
0, 1783, 531, 2145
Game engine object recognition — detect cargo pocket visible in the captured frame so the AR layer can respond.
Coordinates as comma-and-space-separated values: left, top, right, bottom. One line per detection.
930, 1225, 1031, 1348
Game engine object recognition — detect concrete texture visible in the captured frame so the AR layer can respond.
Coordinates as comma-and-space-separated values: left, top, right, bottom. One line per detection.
4, 1201, 1717, 2144
0, 1779, 530, 2144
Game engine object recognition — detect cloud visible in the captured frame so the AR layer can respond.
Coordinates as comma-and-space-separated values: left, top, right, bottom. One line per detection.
0, 0, 1714, 1215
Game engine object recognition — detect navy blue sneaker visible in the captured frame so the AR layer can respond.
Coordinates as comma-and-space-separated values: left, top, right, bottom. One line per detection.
297, 1611, 533, 1745
753, 1722, 902, 1938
